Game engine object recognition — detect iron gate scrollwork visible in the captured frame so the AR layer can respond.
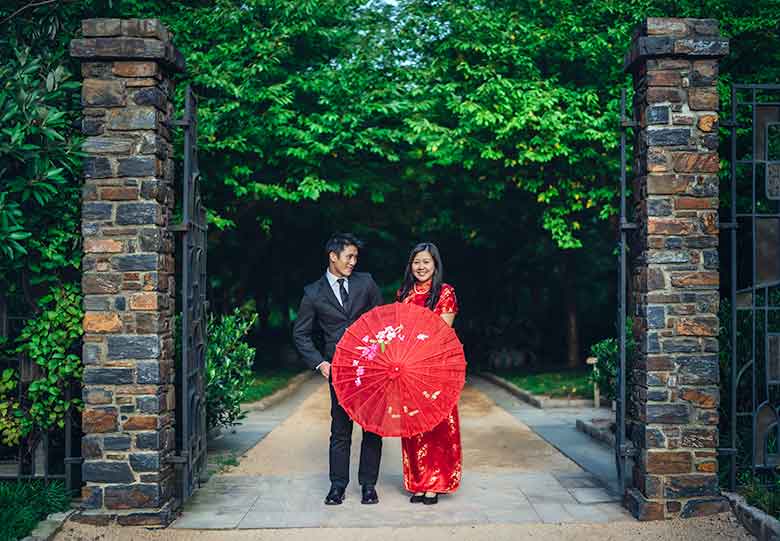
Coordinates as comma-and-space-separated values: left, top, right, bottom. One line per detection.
719, 83, 780, 491
170, 85, 208, 503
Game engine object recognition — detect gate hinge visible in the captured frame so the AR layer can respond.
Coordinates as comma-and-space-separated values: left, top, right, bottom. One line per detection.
166, 454, 189, 464
619, 444, 638, 458
620, 221, 638, 231
170, 223, 189, 233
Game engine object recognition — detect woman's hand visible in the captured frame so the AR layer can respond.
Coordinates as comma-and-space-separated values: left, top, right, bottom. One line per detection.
440, 313, 455, 327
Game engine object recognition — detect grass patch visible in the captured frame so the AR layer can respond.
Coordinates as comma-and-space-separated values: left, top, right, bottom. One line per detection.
242, 368, 302, 403
739, 476, 780, 518
500, 370, 593, 399
0, 480, 71, 541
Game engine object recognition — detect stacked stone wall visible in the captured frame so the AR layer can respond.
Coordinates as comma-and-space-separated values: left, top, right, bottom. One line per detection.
624, 17, 729, 520
70, 18, 184, 525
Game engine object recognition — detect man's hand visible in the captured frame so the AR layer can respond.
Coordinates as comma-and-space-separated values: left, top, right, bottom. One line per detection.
318, 361, 331, 379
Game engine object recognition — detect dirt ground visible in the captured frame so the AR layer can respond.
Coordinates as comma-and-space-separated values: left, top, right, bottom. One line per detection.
57, 513, 752, 541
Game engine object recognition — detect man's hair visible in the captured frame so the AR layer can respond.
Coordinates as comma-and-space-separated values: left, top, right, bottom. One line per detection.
325, 233, 363, 257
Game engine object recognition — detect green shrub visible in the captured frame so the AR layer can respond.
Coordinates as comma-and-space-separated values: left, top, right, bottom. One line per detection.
0, 480, 71, 541
588, 318, 635, 403
205, 310, 259, 430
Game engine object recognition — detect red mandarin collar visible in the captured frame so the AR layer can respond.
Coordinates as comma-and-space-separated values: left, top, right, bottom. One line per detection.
413, 280, 433, 295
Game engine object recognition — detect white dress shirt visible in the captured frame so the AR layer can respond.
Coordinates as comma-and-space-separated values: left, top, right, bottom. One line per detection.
326, 269, 349, 307
316, 270, 349, 371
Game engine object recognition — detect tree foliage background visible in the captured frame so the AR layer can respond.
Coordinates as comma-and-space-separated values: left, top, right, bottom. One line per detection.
1, 0, 779, 373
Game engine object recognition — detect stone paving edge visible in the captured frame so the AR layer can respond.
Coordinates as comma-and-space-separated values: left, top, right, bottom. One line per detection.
21, 509, 76, 541
242, 370, 314, 412
725, 491, 780, 541
480, 372, 596, 409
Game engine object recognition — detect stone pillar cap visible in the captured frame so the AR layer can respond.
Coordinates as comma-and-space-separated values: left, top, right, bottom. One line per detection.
624, 17, 728, 73
70, 18, 185, 73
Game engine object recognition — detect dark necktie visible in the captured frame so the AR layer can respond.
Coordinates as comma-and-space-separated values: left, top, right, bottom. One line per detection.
338, 278, 349, 308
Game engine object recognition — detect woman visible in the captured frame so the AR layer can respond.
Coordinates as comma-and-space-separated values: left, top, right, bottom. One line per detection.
396, 242, 462, 505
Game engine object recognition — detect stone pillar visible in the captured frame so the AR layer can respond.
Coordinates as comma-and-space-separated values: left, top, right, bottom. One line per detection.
623, 18, 728, 520
70, 19, 184, 526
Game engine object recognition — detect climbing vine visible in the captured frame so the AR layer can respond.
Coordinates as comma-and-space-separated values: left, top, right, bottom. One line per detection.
0, 284, 83, 445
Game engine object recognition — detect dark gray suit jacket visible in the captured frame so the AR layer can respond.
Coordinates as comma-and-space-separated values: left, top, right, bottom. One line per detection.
292, 272, 383, 370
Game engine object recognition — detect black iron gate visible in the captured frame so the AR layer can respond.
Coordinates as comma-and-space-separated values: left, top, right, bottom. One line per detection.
616, 88, 638, 495
170, 85, 208, 503
718, 83, 780, 491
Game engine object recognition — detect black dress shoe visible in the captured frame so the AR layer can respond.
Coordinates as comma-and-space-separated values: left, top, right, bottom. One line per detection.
410, 494, 425, 503
325, 486, 345, 505
361, 485, 379, 504
422, 493, 438, 505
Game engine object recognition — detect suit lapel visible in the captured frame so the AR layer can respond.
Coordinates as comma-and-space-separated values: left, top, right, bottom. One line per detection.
320, 276, 347, 316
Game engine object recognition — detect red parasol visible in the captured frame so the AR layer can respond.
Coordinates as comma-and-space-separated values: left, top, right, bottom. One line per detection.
331, 302, 466, 437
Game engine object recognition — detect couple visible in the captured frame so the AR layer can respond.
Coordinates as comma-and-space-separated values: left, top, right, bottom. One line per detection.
292, 233, 462, 506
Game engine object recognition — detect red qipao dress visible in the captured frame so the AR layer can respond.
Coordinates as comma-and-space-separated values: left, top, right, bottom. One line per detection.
398, 281, 463, 494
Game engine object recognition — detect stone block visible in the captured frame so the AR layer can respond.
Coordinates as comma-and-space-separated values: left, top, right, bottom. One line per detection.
646, 403, 690, 424
680, 427, 718, 447
677, 355, 719, 384
670, 271, 718, 287
84, 387, 113, 405
136, 396, 160, 414
675, 316, 718, 336
137, 361, 161, 383
84, 312, 122, 333
698, 114, 718, 132
82, 79, 126, 107
83, 136, 135, 155
107, 335, 160, 360
673, 38, 729, 57
118, 156, 158, 177
646, 450, 692, 474
135, 431, 160, 450
672, 152, 719, 173
104, 484, 160, 509
83, 273, 122, 294
647, 251, 689, 264
647, 70, 682, 87
84, 239, 123, 253
130, 452, 160, 471
133, 87, 166, 110
646, 175, 688, 194
647, 128, 690, 146
83, 407, 118, 433
647, 106, 670, 124
82, 18, 121, 36
81, 435, 102, 459
680, 497, 729, 518
112, 254, 158, 272
100, 187, 139, 201
646, 18, 689, 37
117, 202, 159, 225
84, 156, 113, 178
108, 107, 157, 131
648, 87, 683, 103
625, 488, 665, 521
662, 337, 701, 353
130, 292, 159, 310
83, 202, 113, 221
665, 474, 718, 498
83, 368, 134, 385
113, 61, 158, 77
123, 415, 158, 430
689, 87, 719, 110
648, 218, 693, 235
104, 434, 132, 451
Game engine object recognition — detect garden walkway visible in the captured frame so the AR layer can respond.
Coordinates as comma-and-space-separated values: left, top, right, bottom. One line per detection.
56, 376, 751, 540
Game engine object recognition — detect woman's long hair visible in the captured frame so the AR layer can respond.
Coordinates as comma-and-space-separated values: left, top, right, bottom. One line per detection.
396, 242, 444, 310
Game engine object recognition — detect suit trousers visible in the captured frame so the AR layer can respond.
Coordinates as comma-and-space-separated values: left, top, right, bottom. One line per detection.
328, 375, 382, 489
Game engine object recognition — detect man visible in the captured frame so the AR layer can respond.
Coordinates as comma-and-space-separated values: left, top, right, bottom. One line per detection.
292, 233, 384, 505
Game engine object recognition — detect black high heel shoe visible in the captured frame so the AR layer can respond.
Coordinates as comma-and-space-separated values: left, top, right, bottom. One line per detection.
422, 493, 438, 505
410, 493, 425, 503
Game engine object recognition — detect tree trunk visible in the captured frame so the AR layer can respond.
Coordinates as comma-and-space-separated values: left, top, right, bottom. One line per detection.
563, 258, 580, 369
